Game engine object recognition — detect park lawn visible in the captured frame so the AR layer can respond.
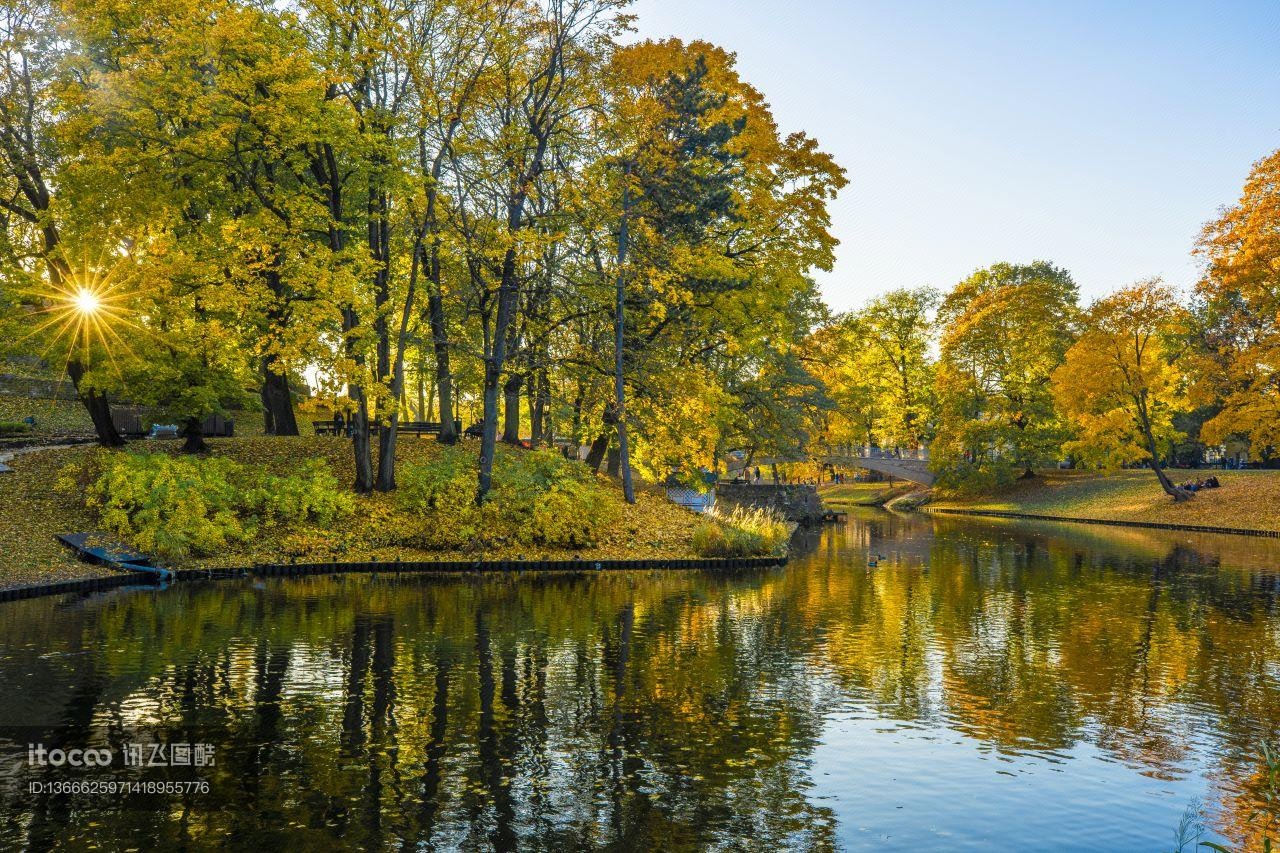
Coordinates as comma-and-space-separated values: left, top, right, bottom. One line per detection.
817, 481, 904, 509
0, 389, 325, 443
0, 436, 708, 590
0, 396, 93, 440
928, 469, 1280, 533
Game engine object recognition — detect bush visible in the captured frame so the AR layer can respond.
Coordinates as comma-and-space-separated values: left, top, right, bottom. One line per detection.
398, 448, 618, 549
932, 460, 1010, 496
84, 451, 353, 559
692, 506, 792, 558
397, 446, 484, 547
245, 459, 353, 527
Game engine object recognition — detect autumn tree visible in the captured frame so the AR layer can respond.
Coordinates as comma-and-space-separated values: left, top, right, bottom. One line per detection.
0, 0, 124, 444
1192, 147, 1280, 461
576, 39, 843, 482
933, 262, 1079, 488
1052, 280, 1193, 501
855, 287, 938, 449
804, 314, 890, 450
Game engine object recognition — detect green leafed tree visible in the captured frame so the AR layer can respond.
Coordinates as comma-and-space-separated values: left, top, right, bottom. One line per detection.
932, 261, 1079, 490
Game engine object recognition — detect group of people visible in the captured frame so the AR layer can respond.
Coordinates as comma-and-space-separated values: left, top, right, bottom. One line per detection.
1178, 475, 1221, 492
741, 466, 851, 485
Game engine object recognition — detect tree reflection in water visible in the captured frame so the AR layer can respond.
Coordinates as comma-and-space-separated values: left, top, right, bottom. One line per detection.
2, 510, 1279, 851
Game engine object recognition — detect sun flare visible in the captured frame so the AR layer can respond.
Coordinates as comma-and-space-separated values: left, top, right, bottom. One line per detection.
73, 287, 102, 316
15, 253, 147, 377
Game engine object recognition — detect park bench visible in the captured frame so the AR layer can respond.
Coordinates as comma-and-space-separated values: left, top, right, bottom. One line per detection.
312, 419, 462, 437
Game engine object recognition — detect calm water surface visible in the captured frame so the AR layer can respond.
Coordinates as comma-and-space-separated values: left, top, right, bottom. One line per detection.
2, 509, 1280, 851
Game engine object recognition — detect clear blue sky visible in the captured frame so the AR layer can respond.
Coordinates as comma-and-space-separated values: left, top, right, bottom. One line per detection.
630, 0, 1280, 312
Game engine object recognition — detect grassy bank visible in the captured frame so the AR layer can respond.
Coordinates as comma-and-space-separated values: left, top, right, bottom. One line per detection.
928, 469, 1280, 533
0, 437, 720, 591
817, 481, 911, 509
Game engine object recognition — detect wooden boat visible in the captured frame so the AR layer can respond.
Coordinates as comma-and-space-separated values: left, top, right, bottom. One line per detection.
55, 532, 173, 582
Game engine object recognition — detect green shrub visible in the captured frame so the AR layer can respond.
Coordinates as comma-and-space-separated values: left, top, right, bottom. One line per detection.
692, 506, 792, 558
398, 448, 618, 549
397, 446, 484, 547
85, 451, 353, 559
246, 459, 353, 526
932, 461, 1009, 496
0, 421, 32, 435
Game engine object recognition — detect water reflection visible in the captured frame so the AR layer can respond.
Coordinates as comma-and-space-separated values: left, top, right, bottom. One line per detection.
1, 509, 1279, 851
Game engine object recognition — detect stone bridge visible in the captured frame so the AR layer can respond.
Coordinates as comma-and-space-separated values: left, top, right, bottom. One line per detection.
823, 448, 935, 487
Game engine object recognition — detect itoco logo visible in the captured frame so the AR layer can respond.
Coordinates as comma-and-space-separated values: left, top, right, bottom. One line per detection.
27, 744, 113, 767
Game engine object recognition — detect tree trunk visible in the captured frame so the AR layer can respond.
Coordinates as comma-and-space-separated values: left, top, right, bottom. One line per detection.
527, 375, 540, 447
477, 119, 551, 500
586, 432, 610, 473
502, 372, 523, 444
66, 359, 125, 448
377, 236, 428, 493
376, 414, 398, 492
417, 355, 427, 422
371, 175, 399, 493
570, 382, 585, 445
261, 382, 275, 436
311, 138, 368, 492
429, 288, 456, 445
478, 240, 522, 502
530, 370, 549, 447
612, 173, 636, 504
261, 361, 299, 436
181, 416, 208, 454
585, 403, 617, 472
1138, 394, 1190, 502
352, 393, 374, 493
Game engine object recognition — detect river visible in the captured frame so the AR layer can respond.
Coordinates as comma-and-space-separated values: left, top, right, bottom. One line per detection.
2, 508, 1279, 851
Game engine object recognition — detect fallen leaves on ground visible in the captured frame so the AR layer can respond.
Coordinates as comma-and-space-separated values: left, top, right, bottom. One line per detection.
930, 470, 1280, 532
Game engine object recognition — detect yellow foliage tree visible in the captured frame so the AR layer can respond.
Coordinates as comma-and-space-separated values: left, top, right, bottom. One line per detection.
1052, 280, 1193, 501
1193, 147, 1280, 458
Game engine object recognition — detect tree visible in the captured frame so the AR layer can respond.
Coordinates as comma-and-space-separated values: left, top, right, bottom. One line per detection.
933, 262, 1078, 487
57, 0, 363, 450
803, 314, 890, 451
579, 39, 843, 483
856, 287, 939, 449
1192, 146, 1280, 461
0, 0, 123, 445
463, 0, 627, 503
1052, 280, 1193, 501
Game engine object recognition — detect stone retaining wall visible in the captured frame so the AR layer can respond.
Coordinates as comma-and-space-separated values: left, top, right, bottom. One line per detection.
716, 483, 825, 524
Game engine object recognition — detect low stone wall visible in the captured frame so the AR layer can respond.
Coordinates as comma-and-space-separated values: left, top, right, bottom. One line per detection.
716, 483, 825, 524
0, 374, 77, 401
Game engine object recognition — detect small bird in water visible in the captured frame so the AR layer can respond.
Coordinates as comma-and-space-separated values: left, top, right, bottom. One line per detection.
868, 553, 884, 567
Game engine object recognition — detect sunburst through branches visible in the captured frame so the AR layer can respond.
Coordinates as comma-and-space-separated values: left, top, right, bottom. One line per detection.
18, 253, 146, 378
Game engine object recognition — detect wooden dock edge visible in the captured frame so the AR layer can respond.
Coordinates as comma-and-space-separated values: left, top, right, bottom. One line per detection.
0, 555, 790, 603
250, 555, 790, 577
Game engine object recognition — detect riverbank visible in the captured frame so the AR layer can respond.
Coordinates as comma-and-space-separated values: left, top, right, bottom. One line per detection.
816, 481, 912, 509
927, 469, 1280, 535
0, 438, 719, 591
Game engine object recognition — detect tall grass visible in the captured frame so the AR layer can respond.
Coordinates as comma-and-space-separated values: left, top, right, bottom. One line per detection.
692, 506, 792, 558
1185, 739, 1279, 852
